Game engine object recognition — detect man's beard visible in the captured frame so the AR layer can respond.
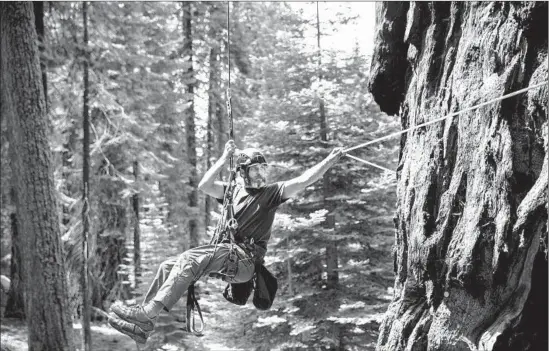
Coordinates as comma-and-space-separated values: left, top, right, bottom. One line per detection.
247, 176, 266, 189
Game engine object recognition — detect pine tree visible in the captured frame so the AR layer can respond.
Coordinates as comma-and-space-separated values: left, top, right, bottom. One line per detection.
1, 3, 75, 349
81, 2, 92, 348
182, 2, 200, 248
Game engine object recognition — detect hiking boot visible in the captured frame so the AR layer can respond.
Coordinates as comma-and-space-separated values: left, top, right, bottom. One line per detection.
110, 302, 155, 332
108, 314, 150, 344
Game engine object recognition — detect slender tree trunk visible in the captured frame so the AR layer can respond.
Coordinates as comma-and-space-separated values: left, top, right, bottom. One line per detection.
182, 2, 199, 248
133, 160, 141, 287
287, 236, 293, 296
81, 2, 92, 349
205, 3, 221, 231
217, 2, 229, 169
316, 2, 338, 290
205, 53, 216, 230
4, 213, 25, 319
205, 82, 214, 230
0, 3, 75, 349
229, 1, 249, 76
370, 3, 548, 350
216, 98, 227, 177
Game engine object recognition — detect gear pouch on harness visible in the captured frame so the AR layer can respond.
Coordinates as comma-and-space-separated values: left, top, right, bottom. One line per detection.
223, 279, 254, 305
222, 263, 278, 310
253, 264, 278, 310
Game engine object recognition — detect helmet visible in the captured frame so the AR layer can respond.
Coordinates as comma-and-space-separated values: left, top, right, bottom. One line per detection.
235, 148, 267, 171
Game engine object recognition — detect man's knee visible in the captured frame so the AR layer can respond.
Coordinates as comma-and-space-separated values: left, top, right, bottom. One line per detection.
158, 258, 176, 275
177, 248, 217, 277
175, 252, 198, 276
159, 260, 170, 270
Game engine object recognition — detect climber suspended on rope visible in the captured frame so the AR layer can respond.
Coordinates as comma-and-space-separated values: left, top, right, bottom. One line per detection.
107, 139, 345, 344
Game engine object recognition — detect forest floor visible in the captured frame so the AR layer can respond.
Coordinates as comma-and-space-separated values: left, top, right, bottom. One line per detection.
0, 278, 248, 351
0, 276, 277, 351
1, 261, 393, 351
0, 211, 395, 350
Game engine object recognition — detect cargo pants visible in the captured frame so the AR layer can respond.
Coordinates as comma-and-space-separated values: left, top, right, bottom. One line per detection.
142, 243, 255, 311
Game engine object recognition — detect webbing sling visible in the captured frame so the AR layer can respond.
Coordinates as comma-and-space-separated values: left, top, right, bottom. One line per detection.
185, 284, 204, 334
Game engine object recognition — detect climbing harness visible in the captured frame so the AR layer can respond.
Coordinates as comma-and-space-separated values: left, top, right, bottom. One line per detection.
343, 80, 548, 172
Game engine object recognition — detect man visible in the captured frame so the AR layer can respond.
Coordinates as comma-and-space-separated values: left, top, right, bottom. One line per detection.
108, 140, 345, 344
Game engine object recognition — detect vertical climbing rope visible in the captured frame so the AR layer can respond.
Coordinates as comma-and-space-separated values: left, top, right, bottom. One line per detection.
226, 0, 233, 167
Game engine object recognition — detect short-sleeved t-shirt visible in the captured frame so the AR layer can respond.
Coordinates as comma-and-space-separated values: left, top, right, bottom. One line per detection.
216, 182, 287, 251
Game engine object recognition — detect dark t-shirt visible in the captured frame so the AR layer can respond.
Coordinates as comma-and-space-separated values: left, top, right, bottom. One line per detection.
216, 182, 287, 251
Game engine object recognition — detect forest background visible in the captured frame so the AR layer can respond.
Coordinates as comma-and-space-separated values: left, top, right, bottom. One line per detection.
0, 2, 400, 350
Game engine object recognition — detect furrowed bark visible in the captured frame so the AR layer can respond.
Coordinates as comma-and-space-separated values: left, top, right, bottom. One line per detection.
370, 2, 548, 350
1, 2, 75, 349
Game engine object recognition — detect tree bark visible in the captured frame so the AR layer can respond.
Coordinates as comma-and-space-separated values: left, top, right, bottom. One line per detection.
0, 2, 75, 350
183, 2, 199, 248
33, 1, 47, 111
369, 2, 548, 350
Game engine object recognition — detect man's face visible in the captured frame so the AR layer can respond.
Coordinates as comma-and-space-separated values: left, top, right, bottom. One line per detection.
245, 163, 268, 188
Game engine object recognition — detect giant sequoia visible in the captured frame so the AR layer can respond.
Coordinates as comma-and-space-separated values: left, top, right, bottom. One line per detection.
369, 2, 547, 351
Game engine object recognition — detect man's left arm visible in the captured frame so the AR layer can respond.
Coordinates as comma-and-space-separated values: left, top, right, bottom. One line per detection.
282, 147, 345, 200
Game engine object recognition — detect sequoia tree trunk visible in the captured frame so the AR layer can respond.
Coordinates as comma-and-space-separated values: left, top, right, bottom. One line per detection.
369, 2, 547, 351
1, 2, 75, 350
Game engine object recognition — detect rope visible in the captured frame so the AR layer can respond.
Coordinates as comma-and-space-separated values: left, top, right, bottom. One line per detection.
187, 2, 236, 336
345, 154, 395, 174
226, 1, 234, 169
227, 1, 231, 91
344, 81, 548, 155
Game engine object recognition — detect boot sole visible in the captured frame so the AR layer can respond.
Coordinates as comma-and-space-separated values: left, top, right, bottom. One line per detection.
108, 314, 148, 344
110, 304, 155, 332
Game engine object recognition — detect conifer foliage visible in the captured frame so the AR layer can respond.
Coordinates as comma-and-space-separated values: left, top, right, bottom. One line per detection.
0, 3, 396, 350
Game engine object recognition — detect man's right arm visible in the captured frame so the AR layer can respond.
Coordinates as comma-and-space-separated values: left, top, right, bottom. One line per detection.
198, 140, 236, 198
